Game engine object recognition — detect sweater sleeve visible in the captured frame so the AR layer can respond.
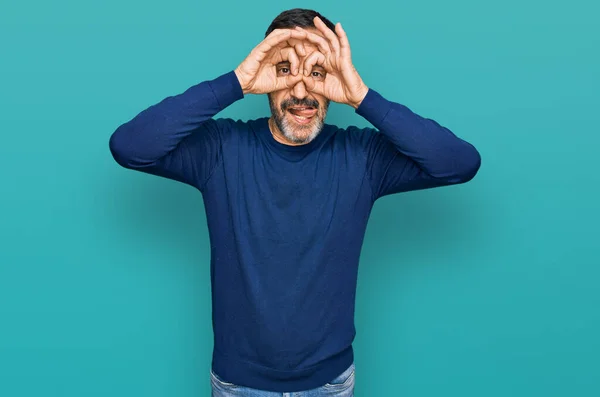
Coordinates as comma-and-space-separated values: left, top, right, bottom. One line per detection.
355, 88, 481, 200
109, 70, 244, 190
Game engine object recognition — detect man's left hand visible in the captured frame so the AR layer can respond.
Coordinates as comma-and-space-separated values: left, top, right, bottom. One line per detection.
296, 17, 369, 109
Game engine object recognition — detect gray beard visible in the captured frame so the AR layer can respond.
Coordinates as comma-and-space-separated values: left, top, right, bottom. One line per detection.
268, 95, 329, 144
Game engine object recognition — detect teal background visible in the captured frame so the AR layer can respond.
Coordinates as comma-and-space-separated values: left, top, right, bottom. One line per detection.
1, 0, 599, 395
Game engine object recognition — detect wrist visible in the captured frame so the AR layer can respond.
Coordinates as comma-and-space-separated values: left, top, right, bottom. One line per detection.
234, 67, 250, 95
349, 84, 369, 109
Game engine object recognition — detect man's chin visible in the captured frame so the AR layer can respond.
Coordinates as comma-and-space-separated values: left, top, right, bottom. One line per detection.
282, 128, 311, 143
285, 133, 312, 144
282, 116, 321, 143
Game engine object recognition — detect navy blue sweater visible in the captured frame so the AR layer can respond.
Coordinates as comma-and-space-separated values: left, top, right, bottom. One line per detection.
109, 70, 481, 392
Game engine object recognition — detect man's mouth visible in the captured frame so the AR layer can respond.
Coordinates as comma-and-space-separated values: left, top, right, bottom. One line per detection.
287, 107, 317, 125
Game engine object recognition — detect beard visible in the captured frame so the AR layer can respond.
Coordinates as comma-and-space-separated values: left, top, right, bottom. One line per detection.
268, 94, 329, 144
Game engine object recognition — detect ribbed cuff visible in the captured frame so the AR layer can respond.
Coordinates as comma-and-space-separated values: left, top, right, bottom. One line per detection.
355, 88, 393, 128
208, 70, 245, 111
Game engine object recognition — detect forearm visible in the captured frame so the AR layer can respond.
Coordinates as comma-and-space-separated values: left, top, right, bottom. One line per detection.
109, 70, 243, 168
356, 88, 481, 182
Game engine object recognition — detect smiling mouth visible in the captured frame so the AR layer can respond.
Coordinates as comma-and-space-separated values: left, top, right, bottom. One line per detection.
287, 107, 317, 124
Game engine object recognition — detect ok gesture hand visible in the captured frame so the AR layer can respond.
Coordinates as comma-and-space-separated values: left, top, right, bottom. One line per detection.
299, 17, 369, 109
235, 29, 308, 95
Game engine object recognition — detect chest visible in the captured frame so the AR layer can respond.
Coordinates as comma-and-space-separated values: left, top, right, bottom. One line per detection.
220, 141, 373, 237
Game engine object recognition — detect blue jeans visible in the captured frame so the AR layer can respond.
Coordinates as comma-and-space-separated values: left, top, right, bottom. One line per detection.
210, 362, 355, 396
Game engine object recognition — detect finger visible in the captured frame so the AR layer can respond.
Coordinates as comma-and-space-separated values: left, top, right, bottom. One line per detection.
279, 47, 300, 75
274, 73, 303, 92
294, 41, 307, 58
303, 51, 326, 76
295, 26, 331, 56
267, 28, 308, 45
335, 23, 352, 60
314, 17, 340, 56
254, 29, 307, 61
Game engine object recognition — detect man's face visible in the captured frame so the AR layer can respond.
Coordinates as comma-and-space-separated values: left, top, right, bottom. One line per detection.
268, 28, 330, 145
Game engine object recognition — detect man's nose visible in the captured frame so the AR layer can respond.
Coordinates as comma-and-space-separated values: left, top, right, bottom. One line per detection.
291, 80, 307, 99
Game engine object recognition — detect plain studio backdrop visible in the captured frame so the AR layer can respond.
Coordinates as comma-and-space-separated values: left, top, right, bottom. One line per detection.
1, 0, 598, 396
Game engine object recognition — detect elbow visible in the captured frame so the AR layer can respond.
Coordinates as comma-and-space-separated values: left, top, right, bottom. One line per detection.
435, 145, 481, 185
109, 125, 135, 169
455, 145, 481, 184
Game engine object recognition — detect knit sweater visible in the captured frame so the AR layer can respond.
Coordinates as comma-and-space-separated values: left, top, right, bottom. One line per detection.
109, 70, 481, 392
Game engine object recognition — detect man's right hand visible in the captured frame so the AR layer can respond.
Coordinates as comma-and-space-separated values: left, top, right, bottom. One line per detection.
234, 29, 308, 95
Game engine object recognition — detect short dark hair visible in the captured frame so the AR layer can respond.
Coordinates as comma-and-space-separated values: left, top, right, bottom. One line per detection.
265, 8, 336, 37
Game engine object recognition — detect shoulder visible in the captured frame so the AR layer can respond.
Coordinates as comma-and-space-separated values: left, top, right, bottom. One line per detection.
210, 117, 249, 131
324, 122, 398, 165
208, 117, 269, 150
324, 122, 380, 151
207, 117, 258, 139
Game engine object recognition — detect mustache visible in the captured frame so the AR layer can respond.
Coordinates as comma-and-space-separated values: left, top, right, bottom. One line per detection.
280, 97, 319, 112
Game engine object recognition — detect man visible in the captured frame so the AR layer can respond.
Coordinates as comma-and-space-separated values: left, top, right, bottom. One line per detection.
109, 8, 481, 397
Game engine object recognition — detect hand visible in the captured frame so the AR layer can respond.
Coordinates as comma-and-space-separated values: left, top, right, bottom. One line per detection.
235, 29, 308, 95
297, 17, 369, 109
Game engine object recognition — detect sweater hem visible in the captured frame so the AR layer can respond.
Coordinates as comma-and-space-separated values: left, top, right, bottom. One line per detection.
211, 345, 354, 392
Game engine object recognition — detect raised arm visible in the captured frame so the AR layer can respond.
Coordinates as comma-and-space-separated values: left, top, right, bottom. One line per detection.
109, 28, 309, 189
109, 71, 242, 189
298, 17, 481, 200
357, 90, 481, 199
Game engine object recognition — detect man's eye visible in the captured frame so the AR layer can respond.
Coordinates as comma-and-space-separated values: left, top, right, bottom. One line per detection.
311, 71, 324, 79
279, 67, 290, 74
